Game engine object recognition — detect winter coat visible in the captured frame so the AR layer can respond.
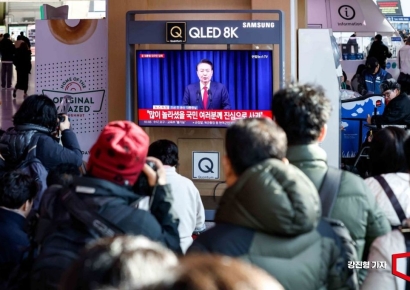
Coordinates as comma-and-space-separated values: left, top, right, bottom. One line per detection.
189, 159, 350, 290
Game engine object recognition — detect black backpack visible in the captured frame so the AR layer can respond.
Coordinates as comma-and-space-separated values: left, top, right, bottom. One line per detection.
0, 132, 48, 211
319, 167, 360, 290
30, 186, 133, 290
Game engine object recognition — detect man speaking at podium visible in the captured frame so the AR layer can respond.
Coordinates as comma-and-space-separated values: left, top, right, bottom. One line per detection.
183, 59, 231, 110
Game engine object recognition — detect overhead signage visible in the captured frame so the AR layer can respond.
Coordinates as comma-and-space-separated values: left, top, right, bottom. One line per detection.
128, 20, 281, 44
386, 16, 410, 22
329, 0, 366, 30
192, 152, 220, 180
377, 0, 403, 16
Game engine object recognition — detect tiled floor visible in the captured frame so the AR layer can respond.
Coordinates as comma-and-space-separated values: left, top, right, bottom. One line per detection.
0, 61, 36, 130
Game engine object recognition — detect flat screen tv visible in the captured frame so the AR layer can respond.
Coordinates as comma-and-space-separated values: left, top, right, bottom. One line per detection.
136, 50, 273, 127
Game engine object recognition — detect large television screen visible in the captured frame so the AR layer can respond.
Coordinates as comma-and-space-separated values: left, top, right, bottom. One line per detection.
136, 50, 273, 127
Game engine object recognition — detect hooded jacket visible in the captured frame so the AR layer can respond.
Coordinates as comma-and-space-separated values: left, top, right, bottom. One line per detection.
189, 159, 349, 290
287, 145, 390, 261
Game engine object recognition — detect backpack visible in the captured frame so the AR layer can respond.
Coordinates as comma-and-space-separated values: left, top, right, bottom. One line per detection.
0, 132, 48, 289
0, 133, 48, 211
319, 167, 360, 290
31, 186, 133, 290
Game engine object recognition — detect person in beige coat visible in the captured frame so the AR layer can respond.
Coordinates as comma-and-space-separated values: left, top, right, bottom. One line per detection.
362, 229, 408, 290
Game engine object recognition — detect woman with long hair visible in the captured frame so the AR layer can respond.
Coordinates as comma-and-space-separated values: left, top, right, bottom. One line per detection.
12, 42, 31, 98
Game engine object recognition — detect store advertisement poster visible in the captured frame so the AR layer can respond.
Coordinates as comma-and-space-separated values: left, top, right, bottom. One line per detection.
35, 19, 108, 161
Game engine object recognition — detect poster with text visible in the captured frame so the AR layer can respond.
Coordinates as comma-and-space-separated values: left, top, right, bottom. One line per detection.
35, 19, 108, 162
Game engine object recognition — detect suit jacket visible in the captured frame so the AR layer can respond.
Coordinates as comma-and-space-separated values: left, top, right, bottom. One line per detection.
183, 82, 231, 109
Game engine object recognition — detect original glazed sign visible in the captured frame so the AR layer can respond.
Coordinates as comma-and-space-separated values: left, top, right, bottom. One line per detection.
35, 19, 108, 161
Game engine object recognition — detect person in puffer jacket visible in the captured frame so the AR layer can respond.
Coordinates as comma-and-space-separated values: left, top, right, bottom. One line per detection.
189, 118, 350, 290
271, 83, 390, 272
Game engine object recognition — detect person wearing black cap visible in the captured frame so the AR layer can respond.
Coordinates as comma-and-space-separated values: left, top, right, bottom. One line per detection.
358, 57, 392, 96
368, 34, 392, 69
366, 78, 410, 127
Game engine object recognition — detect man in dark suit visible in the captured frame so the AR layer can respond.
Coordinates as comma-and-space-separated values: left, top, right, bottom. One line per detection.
183, 59, 231, 110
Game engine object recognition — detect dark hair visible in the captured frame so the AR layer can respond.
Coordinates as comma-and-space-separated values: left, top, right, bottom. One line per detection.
355, 64, 366, 76
60, 236, 178, 290
375, 34, 382, 41
3, 33, 9, 39
369, 127, 408, 176
404, 136, 410, 171
196, 59, 213, 71
0, 172, 37, 209
272, 83, 332, 145
17, 35, 22, 40
342, 70, 347, 81
225, 118, 287, 176
19, 42, 28, 50
380, 78, 401, 93
13, 94, 58, 131
145, 255, 284, 290
20, 31, 24, 36
148, 139, 179, 167
46, 163, 81, 187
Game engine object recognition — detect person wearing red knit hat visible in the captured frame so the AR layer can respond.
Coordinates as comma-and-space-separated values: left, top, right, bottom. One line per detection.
31, 121, 181, 290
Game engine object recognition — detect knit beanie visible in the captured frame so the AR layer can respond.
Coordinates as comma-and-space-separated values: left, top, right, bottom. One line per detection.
87, 121, 149, 186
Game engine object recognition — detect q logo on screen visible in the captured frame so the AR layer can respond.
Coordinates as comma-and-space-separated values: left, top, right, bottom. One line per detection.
166, 22, 186, 43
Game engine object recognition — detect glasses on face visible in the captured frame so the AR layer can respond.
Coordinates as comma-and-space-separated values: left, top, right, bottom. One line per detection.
382, 90, 392, 98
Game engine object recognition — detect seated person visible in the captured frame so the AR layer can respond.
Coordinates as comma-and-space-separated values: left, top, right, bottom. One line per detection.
358, 57, 392, 96
351, 64, 366, 92
183, 59, 231, 110
341, 70, 351, 90
367, 79, 410, 127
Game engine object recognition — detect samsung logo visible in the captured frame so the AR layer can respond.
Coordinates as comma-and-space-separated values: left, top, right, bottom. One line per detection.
242, 22, 275, 28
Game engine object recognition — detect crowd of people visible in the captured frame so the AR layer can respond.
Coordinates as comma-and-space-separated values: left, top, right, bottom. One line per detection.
342, 34, 410, 128
0, 31, 32, 98
0, 80, 409, 290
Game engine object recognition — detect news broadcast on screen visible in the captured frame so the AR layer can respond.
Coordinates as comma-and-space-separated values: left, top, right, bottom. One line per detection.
136, 50, 273, 127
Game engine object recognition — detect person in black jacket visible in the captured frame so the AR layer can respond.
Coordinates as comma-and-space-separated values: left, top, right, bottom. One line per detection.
0, 33, 15, 89
30, 121, 181, 290
368, 34, 392, 70
0, 172, 37, 289
13, 42, 31, 98
367, 79, 410, 127
19, 32, 31, 49
0, 95, 82, 171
